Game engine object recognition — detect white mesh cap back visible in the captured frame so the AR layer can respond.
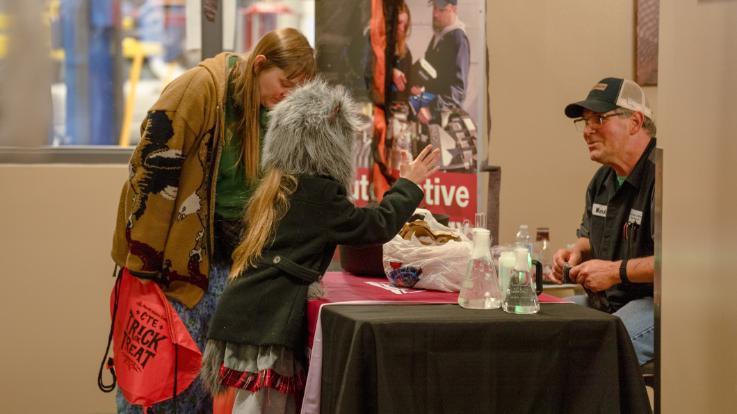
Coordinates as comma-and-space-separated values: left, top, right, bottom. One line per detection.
615, 79, 653, 119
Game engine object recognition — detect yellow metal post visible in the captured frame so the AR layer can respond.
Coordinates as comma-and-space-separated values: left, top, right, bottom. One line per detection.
118, 38, 144, 147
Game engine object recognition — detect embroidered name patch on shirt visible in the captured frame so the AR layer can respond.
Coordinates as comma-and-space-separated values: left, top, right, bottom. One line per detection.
628, 209, 643, 225
592, 203, 608, 217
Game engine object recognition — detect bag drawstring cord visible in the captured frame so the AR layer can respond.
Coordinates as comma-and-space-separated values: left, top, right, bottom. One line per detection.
173, 343, 179, 414
160, 281, 180, 414
97, 265, 122, 393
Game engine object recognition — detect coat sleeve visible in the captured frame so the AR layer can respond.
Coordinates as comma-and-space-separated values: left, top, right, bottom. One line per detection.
324, 178, 424, 245
112, 68, 217, 277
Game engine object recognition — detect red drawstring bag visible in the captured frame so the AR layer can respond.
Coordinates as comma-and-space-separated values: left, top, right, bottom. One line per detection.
98, 267, 202, 411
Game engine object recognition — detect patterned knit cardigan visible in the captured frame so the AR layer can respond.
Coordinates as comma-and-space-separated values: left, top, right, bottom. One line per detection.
112, 53, 232, 308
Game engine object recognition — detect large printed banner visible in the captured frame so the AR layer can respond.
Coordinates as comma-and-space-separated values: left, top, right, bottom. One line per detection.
316, 0, 488, 229
352, 167, 476, 229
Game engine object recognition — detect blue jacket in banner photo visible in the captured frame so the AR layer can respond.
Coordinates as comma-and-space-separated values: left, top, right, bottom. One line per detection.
423, 24, 470, 117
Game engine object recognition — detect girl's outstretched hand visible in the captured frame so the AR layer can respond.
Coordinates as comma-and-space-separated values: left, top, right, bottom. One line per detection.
399, 145, 441, 185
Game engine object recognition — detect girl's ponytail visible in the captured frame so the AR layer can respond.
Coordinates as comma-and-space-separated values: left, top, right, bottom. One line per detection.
229, 169, 297, 279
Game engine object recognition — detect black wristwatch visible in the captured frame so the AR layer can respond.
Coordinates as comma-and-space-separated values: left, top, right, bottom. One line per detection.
619, 259, 630, 284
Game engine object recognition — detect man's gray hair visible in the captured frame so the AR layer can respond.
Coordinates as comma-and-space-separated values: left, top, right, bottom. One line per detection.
261, 79, 359, 190
618, 108, 657, 137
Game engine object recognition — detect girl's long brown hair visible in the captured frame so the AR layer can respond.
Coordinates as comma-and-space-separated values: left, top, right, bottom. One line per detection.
229, 169, 297, 279
396, 2, 411, 58
231, 28, 316, 183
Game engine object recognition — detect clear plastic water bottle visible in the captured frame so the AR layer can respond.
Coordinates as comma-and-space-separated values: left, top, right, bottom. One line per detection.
458, 228, 501, 310
502, 247, 541, 314
515, 224, 533, 254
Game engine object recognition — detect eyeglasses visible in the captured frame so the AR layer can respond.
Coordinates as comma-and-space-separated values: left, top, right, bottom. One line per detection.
573, 111, 624, 132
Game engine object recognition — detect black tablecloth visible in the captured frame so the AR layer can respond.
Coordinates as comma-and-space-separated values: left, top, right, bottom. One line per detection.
319, 303, 651, 414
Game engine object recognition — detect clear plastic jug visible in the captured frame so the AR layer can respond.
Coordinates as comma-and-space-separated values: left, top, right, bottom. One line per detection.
502, 247, 543, 314
493, 245, 543, 299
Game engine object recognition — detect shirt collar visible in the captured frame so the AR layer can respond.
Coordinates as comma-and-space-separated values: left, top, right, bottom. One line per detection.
432, 20, 466, 48
622, 137, 656, 190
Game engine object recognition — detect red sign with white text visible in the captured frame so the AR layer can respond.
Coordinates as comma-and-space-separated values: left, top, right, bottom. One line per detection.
351, 167, 476, 230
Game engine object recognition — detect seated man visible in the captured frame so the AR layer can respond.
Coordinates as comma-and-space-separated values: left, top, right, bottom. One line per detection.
550, 77, 656, 366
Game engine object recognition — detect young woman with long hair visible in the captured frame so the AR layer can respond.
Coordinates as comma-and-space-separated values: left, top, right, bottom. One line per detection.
111, 28, 315, 413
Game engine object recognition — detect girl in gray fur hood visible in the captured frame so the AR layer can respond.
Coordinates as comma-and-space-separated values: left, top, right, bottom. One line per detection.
202, 79, 439, 413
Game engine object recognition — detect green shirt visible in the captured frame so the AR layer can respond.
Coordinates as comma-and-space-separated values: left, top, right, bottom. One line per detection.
215, 55, 269, 220
616, 175, 627, 188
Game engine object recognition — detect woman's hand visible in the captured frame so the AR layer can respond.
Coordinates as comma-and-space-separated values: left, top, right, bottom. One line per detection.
392, 69, 407, 92
400, 145, 440, 185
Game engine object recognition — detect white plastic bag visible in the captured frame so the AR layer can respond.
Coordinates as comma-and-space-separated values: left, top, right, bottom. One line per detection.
382, 209, 472, 292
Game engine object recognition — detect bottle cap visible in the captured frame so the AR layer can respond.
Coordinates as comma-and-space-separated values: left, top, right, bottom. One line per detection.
514, 247, 530, 271
471, 228, 491, 256
536, 227, 550, 241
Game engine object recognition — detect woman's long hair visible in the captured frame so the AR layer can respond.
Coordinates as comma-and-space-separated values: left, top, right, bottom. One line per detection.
231, 28, 316, 183
229, 169, 297, 279
396, 2, 411, 58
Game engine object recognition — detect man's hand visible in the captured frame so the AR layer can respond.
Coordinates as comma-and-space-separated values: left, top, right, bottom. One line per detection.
569, 259, 619, 292
549, 248, 582, 283
417, 107, 432, 124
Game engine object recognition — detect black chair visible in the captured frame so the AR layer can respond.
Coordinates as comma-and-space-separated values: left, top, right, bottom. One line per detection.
640, 360, 655, 388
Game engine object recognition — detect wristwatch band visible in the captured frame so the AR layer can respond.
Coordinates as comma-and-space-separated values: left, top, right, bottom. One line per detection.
619, 258, 630, 284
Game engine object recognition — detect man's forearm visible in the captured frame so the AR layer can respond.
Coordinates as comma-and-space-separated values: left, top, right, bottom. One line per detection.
621, 256, 654, 283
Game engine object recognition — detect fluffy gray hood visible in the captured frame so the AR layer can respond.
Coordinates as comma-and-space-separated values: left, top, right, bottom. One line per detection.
261, 79, 359, 189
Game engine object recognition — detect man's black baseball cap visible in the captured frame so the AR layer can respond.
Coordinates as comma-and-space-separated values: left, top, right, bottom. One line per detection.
564, 77, 653, 119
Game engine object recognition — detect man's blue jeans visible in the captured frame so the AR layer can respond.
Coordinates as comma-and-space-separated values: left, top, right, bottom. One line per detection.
569, 295, 654, 365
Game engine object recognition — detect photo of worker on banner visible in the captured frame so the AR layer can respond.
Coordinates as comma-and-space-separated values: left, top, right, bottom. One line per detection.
316, 0, 487, 229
